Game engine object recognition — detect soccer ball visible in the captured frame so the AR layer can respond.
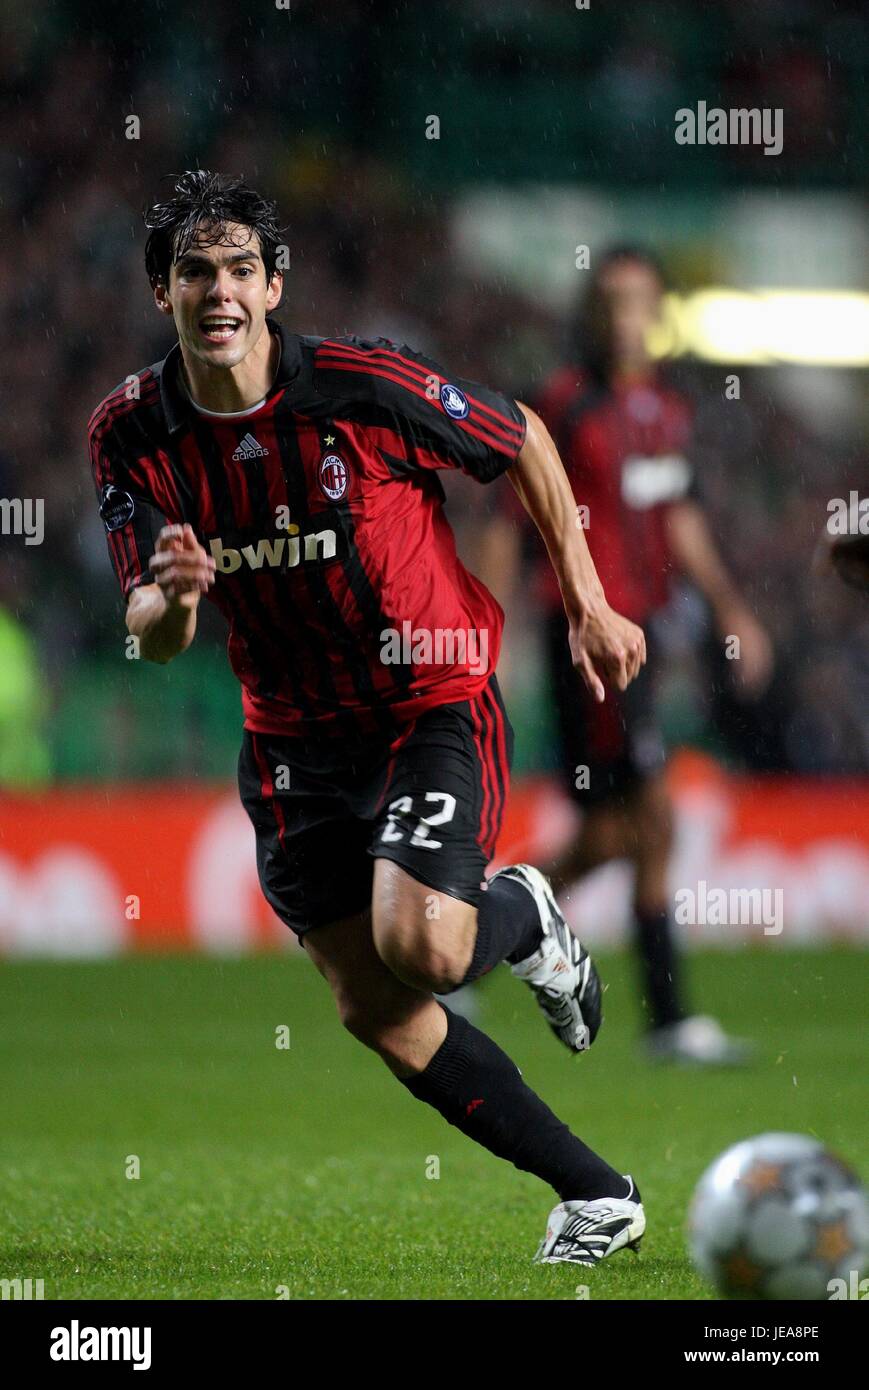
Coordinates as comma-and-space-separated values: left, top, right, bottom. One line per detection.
688, 1133, 869, 1300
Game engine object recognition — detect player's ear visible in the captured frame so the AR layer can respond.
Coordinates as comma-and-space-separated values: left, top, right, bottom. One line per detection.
266, 269, 283, 312
153, 282, 174, 317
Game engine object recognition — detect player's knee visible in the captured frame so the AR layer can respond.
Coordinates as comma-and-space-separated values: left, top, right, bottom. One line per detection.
640, 814, 673, 861
336, 994, 381, 1046
331, 982, 388, 1046
333, 988, 427, 1072
631, 782, 674, 859
648, 798, 674, 855
373, 918, 468, 994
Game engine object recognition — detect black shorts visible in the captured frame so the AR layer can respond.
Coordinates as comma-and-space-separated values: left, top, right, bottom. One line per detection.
238, 676, 514, 939
546, 609, 666, 808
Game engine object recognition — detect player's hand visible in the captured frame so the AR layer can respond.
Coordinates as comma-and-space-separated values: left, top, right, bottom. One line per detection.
716, 602, 774, 698
149, 524, 216, 605
567, 600, 646, 703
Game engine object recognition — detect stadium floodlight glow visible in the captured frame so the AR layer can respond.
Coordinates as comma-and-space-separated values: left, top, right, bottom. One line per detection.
648, 290, 869, 366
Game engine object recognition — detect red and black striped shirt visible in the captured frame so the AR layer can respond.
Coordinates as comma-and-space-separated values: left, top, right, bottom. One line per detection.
504, 365, 697, 624
88, 320, 527, 740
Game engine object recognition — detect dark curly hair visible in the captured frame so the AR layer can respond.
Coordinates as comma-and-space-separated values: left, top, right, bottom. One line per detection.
143, 169, 287, 289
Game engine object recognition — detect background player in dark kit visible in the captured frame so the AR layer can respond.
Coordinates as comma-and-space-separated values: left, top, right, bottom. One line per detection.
482, 247, 774, 1066
88, 172, 648, 1265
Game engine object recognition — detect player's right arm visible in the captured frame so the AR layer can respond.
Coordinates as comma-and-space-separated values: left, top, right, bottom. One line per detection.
88, 407, 215, 665
127, 524, 215, 664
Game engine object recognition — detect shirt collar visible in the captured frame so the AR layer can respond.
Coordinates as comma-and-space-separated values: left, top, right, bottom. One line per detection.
158, 318, 301, 435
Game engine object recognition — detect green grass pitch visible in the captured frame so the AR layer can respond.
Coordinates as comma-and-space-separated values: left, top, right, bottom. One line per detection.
1, 947, 865, 1300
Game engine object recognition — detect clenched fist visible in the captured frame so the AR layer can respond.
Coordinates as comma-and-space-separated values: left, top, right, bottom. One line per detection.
148, 524, 216, 605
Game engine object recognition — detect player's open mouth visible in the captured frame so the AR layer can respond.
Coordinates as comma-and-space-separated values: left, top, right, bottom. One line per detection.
199, 317, 243, 342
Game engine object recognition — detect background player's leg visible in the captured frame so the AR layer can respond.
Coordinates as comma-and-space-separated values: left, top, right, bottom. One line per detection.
622, 776, 752, 1063
545, 804, 628, 893
543, 782, 685, 1029
623, 772, 685, 1029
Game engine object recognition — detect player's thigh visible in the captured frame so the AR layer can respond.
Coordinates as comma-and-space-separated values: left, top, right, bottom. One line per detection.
237, 730, 373, 937
548, 607, 665, 810
573, 801, 635, 867
367, 678, 512, 989
547, 608, 631, 802
623, 769, 674, 861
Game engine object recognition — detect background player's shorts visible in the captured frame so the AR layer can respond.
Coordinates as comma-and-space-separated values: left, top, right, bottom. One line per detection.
238, 675, 513, 940
546, 609, 666, 808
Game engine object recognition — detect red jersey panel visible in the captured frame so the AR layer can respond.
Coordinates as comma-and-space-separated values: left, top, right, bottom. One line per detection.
528, 366, 696, 623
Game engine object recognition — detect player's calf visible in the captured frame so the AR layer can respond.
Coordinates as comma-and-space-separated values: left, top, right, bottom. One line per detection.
338, 994, 449, 1077
304, 906, 450, 1073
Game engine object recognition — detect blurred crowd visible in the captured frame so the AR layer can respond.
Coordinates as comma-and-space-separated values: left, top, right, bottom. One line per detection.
0, 1, 866, 781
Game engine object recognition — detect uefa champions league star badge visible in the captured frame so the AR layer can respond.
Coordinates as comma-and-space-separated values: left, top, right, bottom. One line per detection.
99, 483, 136, 532
440, 382, 470, 419
319, 453, 349, 501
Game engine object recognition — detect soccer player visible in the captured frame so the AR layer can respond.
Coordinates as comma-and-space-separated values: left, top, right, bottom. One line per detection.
481, 246, 773, 1065
88, 171, 648, 1267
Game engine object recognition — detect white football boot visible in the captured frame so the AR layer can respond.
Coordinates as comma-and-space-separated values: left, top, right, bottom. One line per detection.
535, 1178, 645, 1266
494, 863, 602, 1054
644, 1014, 753, 1066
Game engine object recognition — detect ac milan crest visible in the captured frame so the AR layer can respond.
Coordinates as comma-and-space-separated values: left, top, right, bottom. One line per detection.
319, 453, 349, 501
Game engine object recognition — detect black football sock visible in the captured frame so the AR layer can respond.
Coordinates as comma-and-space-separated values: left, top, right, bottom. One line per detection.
399, 1005, 630, 1202
441, 875, 542, 993
634, 906, 685, 1030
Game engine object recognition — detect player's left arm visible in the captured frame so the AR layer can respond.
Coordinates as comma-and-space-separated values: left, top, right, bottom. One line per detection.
507, 403, 646, 702
665, 498, 773, 695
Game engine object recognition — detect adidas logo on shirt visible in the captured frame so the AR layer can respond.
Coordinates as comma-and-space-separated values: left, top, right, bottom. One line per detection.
231, 433, 269, 461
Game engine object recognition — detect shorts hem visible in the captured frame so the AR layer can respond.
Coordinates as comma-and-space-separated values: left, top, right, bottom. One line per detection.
368, 846, 484, 909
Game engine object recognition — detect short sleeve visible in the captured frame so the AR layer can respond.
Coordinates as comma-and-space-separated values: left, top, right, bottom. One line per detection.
88, 419, 168, 600
314, 335, 527, 483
